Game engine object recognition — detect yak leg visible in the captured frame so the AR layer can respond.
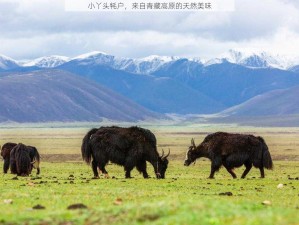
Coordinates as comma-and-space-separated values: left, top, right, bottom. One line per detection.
241, 162, 252, 179
92, 160, 99, 178
3, 158, 10, 173
37, 167, 40, 175
99, 165, 109, 178
124, 158, 135, 178
136, 160, 149, 178
208, 169, 216, 179
124, 164, 134, 179
209, 157, 222, 179
224, 166, 237, 179
259, 166, 265, 178
125, 168, 133, 178
124, 166, 134, 179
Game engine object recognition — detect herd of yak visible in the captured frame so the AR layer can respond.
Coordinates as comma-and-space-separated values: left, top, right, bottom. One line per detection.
0, 126, 274, 179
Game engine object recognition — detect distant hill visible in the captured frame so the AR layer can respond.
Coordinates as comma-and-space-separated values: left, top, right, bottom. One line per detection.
58, 60, 225, 114
154, 61, 299, 107
0, 70, 161, 122
2, 50, 299, 117
220, 85, 299, 116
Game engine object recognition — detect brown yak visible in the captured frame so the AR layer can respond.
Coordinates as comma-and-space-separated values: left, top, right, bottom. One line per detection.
82, 126, 170, 179
184, 132, 273, 179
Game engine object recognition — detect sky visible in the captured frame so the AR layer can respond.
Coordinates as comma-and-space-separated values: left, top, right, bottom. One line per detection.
0, 0, 299, 60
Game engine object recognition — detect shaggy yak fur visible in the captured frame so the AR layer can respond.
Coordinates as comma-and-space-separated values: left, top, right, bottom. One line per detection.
10, 143, 41, 176
81, 126, 170, 179
1, 142, 17, 173
184, 132, 273, 179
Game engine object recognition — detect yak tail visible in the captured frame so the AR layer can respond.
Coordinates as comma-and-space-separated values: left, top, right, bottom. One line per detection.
15, 143, 31, 176
81, 128, 98, 164
258, 137, 273, 170
31, 147, 40, 163
31, 147, 41, 175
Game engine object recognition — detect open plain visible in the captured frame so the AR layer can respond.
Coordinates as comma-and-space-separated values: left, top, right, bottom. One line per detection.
0, 123, 299, 225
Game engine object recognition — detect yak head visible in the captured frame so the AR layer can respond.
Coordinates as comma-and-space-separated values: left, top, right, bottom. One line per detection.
156, 149, 170, 179
0, 145, 3, 158
1, 148, 10, 159
184, 138, 198, 166
1, 145, 13, 173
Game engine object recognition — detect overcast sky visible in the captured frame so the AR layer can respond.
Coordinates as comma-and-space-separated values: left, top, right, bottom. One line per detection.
1, 0, 299, 60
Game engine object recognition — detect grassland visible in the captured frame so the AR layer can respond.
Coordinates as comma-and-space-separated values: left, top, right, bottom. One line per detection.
0, 122, 299, 225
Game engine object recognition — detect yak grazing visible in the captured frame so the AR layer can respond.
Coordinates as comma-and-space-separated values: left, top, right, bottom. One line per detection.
184, 132, 273, 179
1, 142, 17, 173
9, 143, 41, 176
81, 126, 170, 179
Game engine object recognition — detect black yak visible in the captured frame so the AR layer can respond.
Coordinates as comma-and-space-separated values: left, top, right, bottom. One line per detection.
81, 126, 170, 179
1, 142, 17, 173
184, 132, 273, 179
10, 143, 41, 176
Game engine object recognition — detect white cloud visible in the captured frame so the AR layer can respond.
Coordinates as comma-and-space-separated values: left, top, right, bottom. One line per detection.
0, 0, 299, 59
241, 28, 299, 56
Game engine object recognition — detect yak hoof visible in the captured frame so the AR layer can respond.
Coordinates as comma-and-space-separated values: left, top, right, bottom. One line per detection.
92, 176, 99, 179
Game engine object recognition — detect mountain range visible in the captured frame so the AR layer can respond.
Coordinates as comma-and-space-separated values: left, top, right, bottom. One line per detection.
3, 49, 299, 71
0, 70, 160, 122
1, 50, 299, 124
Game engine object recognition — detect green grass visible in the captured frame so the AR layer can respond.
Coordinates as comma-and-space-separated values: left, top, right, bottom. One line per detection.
0, 161, 298, 225
1, 123, 299, 224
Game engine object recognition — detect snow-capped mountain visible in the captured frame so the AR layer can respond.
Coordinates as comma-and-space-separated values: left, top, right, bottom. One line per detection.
0, 54, 20, 70
2, 50, 299, 122
69, 51, 179, 74
204, 49, 299, 69
114, 55, 179, 74
23, 55, 70, 68
68, 49, 299, 72
1, 50, 299, 72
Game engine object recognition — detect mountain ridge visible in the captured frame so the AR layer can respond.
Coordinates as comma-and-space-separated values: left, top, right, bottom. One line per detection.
0, 70, 161, 122
2, 49, 299, 71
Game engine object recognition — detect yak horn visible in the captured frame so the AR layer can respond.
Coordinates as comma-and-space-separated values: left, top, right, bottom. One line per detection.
161, 149, 165, 158
31, 160, 36, 164
191, 138, 196, 149
163, 149, 170, 159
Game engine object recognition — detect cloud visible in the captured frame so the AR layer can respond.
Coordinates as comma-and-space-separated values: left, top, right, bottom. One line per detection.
282, 0, 299, 8
0, 31, 234, 59
0, 0, 299, 59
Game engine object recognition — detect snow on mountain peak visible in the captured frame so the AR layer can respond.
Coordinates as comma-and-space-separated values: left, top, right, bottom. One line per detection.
0, 54, 20, 69
204, 49, 299, 69
139, 55, 178, 63
189, 57, 204, 64
0, 54, 16, 61
23, 55, 70, 68
1, 50, 299, 72
123, 55, 180, 74
73, 51, 108, 60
